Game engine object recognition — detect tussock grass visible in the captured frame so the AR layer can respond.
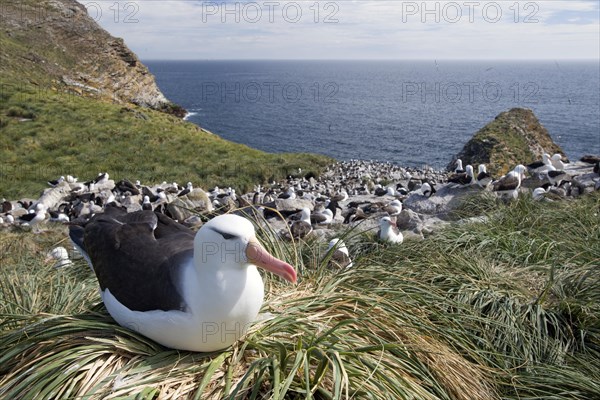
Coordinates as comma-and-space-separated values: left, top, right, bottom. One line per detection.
1, 194, 599, 399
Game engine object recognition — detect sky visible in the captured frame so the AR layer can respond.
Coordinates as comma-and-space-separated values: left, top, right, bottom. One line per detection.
77, 1, 600, 60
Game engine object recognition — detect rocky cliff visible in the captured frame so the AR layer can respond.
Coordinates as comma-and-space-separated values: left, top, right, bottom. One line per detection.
448, 108, 566, 175
0, 0, 183, 115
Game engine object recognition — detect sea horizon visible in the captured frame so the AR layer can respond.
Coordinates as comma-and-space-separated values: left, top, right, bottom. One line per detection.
143, 59, 600, 62
146, 59, 600, 168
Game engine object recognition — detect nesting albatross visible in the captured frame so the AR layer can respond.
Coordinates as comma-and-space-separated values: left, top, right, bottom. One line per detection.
69, 207, 297, 352
492, 165, 526, 200
377, 216, 403, 244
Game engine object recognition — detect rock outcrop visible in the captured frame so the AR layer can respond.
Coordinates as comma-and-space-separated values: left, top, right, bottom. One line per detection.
448, 108, 565, 175
0, 0, 183, 115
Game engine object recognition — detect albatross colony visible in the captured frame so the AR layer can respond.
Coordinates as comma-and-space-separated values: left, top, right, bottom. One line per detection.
2, 156, 598, 350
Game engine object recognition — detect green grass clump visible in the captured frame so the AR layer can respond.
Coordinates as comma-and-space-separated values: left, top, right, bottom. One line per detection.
1, 194, 599, 399
6, 106, 35, 119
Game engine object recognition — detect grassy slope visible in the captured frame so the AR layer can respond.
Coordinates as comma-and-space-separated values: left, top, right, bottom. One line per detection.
1, 193, 598, 399
0, 83, 331, 198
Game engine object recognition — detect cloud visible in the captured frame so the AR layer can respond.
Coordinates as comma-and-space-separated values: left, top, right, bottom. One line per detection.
77, 1, 600, 59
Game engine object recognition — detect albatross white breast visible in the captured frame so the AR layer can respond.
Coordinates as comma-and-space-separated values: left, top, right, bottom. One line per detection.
377, 216, 403, 244
476, 164, 492, 188
69, 207, 297, 352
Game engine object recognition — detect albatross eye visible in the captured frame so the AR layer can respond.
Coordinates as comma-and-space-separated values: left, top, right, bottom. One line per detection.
209, 227, 237, 240
220, 232, 236, 240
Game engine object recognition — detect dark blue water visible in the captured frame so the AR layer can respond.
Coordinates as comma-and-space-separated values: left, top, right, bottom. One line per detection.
145, 60, 600, 168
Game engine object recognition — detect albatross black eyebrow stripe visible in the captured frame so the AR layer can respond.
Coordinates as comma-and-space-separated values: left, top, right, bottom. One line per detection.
208, 227, 237, 240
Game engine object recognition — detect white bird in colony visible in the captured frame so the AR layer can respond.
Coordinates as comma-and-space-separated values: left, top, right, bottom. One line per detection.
311, 208, 333, 225
550, 154, 566, 170
383, 199, 403, 216
69, 209, 297, 352
45, 246, 73, 268
532, 185, 551, 201
476, 164, 493, 188
492, 165, 527, 200
49, 210, 70, 223
142, 195, 153, 211
157, 191, 168, 202
19, 203, 47, 232
278, 187, 296, 200
209, 186, 220, 199
326, 239, 353, 269
527, 153, 553, 174
420, 182, 435, 197
377, 216, 403, 244
229, 189, 237, 202
289, 207, 313, 239
448, 165, 475, 186
547, 169, 570, 187
454, 159, 465, 173
94, 172, 109, 184
48, 176, 65, 187
178, 182, 193, 197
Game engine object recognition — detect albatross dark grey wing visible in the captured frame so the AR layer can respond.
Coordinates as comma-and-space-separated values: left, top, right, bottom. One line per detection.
69, 207, 195, 312
493, 174, 520, 191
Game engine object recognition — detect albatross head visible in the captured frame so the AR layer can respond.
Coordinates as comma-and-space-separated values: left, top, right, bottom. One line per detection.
300, 208, 311, 224
466, 165, 474, 177
380, 216, 396, 230
328, 238, 348, 255
44, 246, 72, 268
195, 214, 297, 283
513, 164, 527, 180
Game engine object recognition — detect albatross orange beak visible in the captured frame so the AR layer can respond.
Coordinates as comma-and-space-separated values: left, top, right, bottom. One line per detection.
246, 239, 297, 283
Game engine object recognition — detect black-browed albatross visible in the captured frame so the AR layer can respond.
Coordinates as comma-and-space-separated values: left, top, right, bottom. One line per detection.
492, 164, 526, 200
69, 207, 297, 352
448, 165, 475, 186
377, 216, 403, 244
476, 164, 492, 188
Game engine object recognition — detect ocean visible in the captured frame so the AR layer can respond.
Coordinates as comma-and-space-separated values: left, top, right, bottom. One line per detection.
145, 60, 600, 169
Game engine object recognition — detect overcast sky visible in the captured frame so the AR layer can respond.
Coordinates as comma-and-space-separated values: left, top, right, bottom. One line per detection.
77, 1, 600, 60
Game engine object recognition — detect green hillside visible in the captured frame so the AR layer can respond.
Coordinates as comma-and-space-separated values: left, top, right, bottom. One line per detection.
0, 83, 331, 198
